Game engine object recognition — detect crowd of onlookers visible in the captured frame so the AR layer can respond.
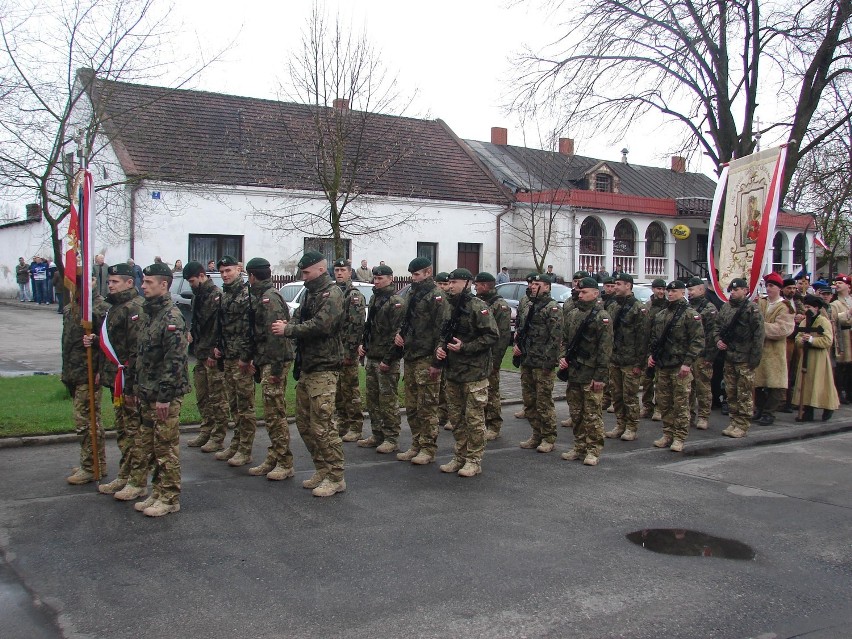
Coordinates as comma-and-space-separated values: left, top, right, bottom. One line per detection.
15, 255, 64, 311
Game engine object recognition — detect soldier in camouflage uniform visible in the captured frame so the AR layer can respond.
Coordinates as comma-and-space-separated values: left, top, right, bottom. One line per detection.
435, 269, 499, 477
434, 272, 453, 431
685, 277, 719, 431
125, 263, 191, 517
213, 255, 257, 467
182, 262, 230, 453
84, 263, 146, 497
642, 278, 669, 420
333, 259, 366, 441
514, 273, 563, 452
603, 273, 648, 441
559, 277, 613, 466
647, 280, 704, 452
393, 257, 448, 464
272, 251, 346, 497
716, 278, 765, 438
558, 271, 587, 428
600, 277, 617, 412
63, 275, 109, 485
244, 257, 296, 481
357, 265, 406, 450
474, 272, 512, 440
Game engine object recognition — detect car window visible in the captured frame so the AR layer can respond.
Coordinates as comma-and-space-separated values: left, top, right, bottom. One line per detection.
279, 284, 303, 302
550, 283, 572, 302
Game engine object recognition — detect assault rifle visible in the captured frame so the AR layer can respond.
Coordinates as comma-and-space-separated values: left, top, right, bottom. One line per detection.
512, 292, 538, 368
246, 286, 261, 383
388, 284, 429, 361
557, 307, 599, 382
645, 303, 687, 378
718, 301, 748, 344
292, 300, 311, 381
215, 295, 226, 372
432, 288, 467, 369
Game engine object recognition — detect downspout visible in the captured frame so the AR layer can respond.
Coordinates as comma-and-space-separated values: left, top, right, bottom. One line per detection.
496, 203, 512, 270
129, 180, 142, 258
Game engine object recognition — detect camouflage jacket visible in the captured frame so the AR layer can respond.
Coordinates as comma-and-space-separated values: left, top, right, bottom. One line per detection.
401, 277, 448, 361
516, 292, 563, 369
605, 293, 648, 368
648, 298, 705, 369
645, 295, 668, 322
249, 279, 293, 376
286, 273, 343, 374
362, 284, 405, 364
61, 295, 109, 386
131, 294, 191, 403
562, 299, 613, 384
337, 280, 366, 361
477, 289, 513, 369
189, 278, 222, 361
220, 278, 251, 362
689, 295, 720, 362
100, 288, 144, 389
440, 291, 499, 383
717, 297, 765, 367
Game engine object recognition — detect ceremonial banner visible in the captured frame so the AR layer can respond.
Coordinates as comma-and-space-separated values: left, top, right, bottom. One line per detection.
707, 145, 788, 302
75, 170, 95, 323
64, 198, 80, 302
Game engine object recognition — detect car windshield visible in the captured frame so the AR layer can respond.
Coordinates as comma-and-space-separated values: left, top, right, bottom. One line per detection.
279, 284, 303, 302
550, 283, 572, 302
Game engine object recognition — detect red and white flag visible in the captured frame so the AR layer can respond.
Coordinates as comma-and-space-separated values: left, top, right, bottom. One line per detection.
73, 170, 95, 323
814, 234, 829, 251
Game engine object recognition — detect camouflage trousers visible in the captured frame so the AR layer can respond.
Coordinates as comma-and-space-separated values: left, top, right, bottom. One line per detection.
295, 371, 344, 483
110, 389, 147, 486
485, 365, 503, 434
72, 384, 105, 475
260, 363, 293, 469
445, 377, 488, 465
223, 359, 256, 455
566, 382, 604, 458
139, 399, 183, 505
364, 359, 401, 443
335, 362, 364, 436
656, 367, 693, 442
642, 373, 656, 412
438, 369, 449, 427
403, 357, 440, 457
193, 362, 229, 445
724, 361, 755, 432
610, 365, 641, 433
690, 359, 714, 420
520, 366, 557, 443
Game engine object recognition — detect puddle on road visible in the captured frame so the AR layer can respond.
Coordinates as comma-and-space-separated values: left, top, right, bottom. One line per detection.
626, 528, 755, 560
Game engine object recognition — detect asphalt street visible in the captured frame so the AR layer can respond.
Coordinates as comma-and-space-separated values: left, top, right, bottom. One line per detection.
0, 301, 63, 376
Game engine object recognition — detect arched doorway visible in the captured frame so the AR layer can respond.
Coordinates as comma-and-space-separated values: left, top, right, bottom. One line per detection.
645, 222, 667, 277
579, 217, 605, 274
793, 233, 807, 275
613, 219, 637, 274
772, 232, 786, 274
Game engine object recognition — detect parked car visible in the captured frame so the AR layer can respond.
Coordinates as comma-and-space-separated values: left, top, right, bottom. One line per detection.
495, 281, 573, 310
170, 272, 247, 326
279, 281, 374, 316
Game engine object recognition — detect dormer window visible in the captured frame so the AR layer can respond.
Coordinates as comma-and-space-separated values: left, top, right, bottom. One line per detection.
595, 173, 612, 192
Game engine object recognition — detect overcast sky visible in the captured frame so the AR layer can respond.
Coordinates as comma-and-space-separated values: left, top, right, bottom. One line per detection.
175, 0, 714, 175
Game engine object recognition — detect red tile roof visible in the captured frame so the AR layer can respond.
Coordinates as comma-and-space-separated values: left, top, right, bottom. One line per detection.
516, 189, 678, 216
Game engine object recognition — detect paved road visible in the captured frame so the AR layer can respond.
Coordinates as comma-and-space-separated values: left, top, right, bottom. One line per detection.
0, 300, 62, 376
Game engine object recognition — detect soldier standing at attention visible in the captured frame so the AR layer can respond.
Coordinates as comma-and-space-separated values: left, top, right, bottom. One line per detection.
393, 257, 447, 464
85, 264, 146, 498
642, 278, 669, 421
271, 251, 346, 497
357, 266, 406, 450
647, 280, 704, 452
558, 277, 613, 466
182, 262, 229, 453
435, 269, 499, 477
685, 277, 719, 431
515, 273, 563, 452
716, 278, 764, 438
244, 257, 296, 481
753, 273, 795, 426
333, 258, 366, 442
603, 273, 648, 442
474, 272, 513, 441
559, 270, 589, 428
125, 263, 190, 517
434, 272, 453, 431
214, 256, 256, 467
63, 274, 110, 485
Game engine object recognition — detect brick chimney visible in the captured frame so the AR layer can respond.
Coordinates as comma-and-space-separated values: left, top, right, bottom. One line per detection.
25, 203, 42, 221
491, 127, 508, 145
332, 98, 349, 111
559, 137, 575, 156
671, 156, 687, 173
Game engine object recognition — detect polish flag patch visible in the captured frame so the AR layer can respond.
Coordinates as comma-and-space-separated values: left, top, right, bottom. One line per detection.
131, 315, 139, 321
262, 297, 270, 304
693, 315, 701, 321
481, 309, 489, 315
167, 324, 177, 331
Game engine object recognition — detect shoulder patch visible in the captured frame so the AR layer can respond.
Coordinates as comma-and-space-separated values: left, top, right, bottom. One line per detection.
551, 306, 559, 312
167, 324, 177, 332
640, 308, 647, 313
602, 317, 610, 324
214, 296, 220, 302
435, 296, 443, 303
480, 308, 489, 315
693, 315, 701, 321
262, 297, 270, 304
394, 303, 402, 308
322, 291, 330, 298
131, 314, 139, 321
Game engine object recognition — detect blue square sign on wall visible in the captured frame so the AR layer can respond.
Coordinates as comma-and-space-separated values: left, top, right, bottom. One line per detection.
152, 191, 161, 200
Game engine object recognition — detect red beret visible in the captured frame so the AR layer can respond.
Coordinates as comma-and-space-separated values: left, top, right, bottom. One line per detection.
763, 272, 784, 288
833, 274, 851, 286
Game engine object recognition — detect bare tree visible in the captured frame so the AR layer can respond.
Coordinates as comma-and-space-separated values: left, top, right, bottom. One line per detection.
252, 3, 418, 259
511, 0, 852, 200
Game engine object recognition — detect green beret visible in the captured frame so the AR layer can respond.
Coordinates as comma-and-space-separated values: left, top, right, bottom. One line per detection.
602, 277, 615, 284
666, 280, 686, 290
245, 257, 270, 271
449, 268, 473, 281
614, 273, 633, 284
297, 251, 325, 269
525, 272, 539, 282
651, 278, 667, 288
573, 270, 591, 280
332, 258, 349, 268
217, 255, 239, 268
435, 271, 450, 283
686, 277, 705, 287
143, 263, 172, 277
528, 273, 553, 284
727, 277, 748, 291
578, 277, 599, 289
372, 265, 393, 276
108, 263, 133, 277
474, 272, 496, 283
408, 257, 431, 273
182, 261, 205, 279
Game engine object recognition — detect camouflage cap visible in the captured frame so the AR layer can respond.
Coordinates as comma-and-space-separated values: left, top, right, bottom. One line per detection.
686, 276, 704, 287
332, 258, 350, 268
408, 257, 431, 273
217, 255, 239, 269
245, 257, 270, 271
727, 277, 748, 291
577, 277, 599, 289
666, 280, 686, 290
572, 270, 591, 280
143, 263, 172, 277
449, 268, 474, 281
108, 263, 134, 277
651, 278, 667, 288
297, 251, 325, 269
182, 261, 205, 279
434, 271, 450, 282
372, 264, 393, 276
474, 271, 496, 283
614, 273, 634, 284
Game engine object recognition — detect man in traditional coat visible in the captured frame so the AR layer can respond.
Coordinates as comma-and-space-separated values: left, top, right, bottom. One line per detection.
753, 273, 795, 426
793, 295, 840, 422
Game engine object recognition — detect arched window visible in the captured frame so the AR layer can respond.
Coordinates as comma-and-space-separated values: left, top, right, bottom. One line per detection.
580, 217, 603, 255
772, 233, 785, 273
645, 222, 666, 257
614, 220, 635, 256
793, 233, 806, 267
